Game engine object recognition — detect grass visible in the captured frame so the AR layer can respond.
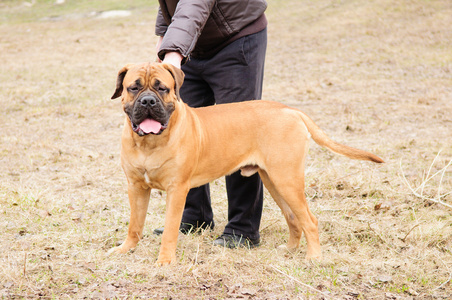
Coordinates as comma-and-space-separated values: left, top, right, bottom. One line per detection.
0, 0, 155, 23
1, 0, 451, 298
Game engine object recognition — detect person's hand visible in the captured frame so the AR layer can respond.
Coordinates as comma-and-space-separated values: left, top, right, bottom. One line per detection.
155, 36, 183, 69
162, 51, 183, 69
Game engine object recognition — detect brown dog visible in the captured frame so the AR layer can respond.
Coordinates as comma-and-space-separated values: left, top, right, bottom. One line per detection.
109, 62, 384, 265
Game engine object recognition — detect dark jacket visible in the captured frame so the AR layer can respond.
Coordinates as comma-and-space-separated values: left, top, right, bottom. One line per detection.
156, 0, 267, 60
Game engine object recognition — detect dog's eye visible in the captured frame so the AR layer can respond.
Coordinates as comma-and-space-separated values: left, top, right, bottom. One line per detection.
128, 86, 140, 93
158, 85, 169, 93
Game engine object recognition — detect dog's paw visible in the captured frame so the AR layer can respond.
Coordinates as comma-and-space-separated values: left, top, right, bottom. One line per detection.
277, 244, 289, 251
107, 244, 132, 256
155, 259, 173, 267
277, 244, 298, 253
304, 253, 322, 261
155, 254, 176, 266
107, 246, 122, 256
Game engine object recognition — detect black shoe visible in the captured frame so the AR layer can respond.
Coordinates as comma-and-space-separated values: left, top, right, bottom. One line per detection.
213, 233, 260, 249
153, 222, 213, 235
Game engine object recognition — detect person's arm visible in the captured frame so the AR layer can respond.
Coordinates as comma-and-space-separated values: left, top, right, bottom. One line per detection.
156, 0, 216, 63
155, 7, 168, 37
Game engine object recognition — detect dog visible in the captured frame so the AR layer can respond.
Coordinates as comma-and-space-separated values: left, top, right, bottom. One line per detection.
108, 62, 384, 265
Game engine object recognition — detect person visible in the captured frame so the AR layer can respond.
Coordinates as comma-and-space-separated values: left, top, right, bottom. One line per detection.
152, 0, 268, 248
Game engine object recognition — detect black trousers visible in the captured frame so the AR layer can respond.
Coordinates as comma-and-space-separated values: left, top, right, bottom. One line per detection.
180, 28, 267, 240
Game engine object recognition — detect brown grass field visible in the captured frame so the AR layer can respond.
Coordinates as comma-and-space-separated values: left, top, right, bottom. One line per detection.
1, 0, 451, 298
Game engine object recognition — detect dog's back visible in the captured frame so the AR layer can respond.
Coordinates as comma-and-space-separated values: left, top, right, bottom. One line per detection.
193, 100, 384, 165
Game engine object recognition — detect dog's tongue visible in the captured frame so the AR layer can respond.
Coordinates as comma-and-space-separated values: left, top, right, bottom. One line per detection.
139, 119, 162, 134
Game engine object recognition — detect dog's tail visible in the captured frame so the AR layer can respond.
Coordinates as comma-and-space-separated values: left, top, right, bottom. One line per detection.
298, 111, 384, 164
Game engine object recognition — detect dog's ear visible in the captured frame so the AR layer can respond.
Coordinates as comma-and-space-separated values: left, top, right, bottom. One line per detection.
162, 63, 185, 101
111, 64, 134, 100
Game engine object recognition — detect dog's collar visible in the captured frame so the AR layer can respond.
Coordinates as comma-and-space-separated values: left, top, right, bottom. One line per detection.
130, 120, 168, 136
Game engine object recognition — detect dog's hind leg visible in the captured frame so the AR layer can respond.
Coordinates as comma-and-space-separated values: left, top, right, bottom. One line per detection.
259, 169, 321, 260
259, 170, 303, 250
279, 186, 320, 260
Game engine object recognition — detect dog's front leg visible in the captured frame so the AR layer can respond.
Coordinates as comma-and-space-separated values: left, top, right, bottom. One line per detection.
109, 183, 151, 254
156, 184, 189, 266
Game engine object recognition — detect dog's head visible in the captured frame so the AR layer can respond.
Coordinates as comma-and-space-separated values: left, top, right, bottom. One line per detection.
111, 62, 184, 136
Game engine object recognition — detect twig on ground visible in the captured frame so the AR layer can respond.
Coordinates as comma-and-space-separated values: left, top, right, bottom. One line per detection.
319, 207, 342, 212
400, 152, 452, 209
271, 265, 332, 299
306, 189, 318, 201
420, 151, 441, 197
184, 241, 201, 273
260, 219, 282, 232
399, 221, 425, 243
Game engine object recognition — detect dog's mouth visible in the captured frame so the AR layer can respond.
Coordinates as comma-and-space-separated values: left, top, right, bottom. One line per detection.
131, 118, 168, 136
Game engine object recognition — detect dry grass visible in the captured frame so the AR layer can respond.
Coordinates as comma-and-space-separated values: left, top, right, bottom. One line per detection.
1, 0, 451, 298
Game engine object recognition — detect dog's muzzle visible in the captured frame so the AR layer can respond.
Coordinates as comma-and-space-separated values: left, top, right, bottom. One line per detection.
128, 94, 170, 136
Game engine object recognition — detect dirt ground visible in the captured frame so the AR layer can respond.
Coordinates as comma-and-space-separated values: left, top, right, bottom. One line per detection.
0, 0, 451, 299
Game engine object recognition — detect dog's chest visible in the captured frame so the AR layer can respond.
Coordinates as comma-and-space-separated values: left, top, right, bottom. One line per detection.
134, 167, 165, 190
139, 163, 166, 190
144, 171, 152, 185
122, 147, 172, 190
139, 155, 175, 190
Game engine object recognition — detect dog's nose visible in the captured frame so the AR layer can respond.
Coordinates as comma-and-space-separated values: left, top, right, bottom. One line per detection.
139, 96, 158, 107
